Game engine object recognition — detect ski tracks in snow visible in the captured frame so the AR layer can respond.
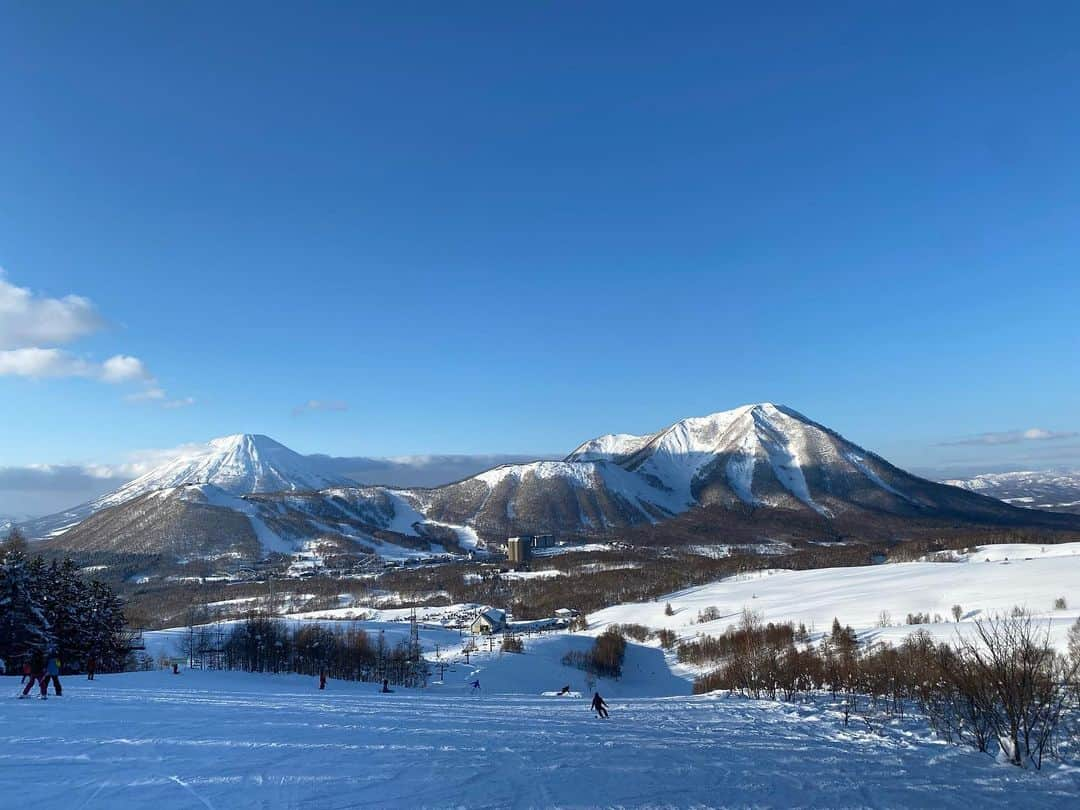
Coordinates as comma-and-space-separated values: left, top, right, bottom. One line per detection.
2, 672, 1078, 808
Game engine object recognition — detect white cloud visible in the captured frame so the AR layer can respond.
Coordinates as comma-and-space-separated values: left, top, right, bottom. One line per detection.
0, 271, 105, 349
0, 269, 191, 405
292, 399, 349, 417
34, 442, 205, 483
100, 354, 151, 383
939, 428, 1079, 446
110, 443, 205, 477
0, 347, 92, 379
0, 441, 202, 514
126, 387, 167, 402
125, 388, 194, 409
162, 396, 195, 409
0, 347, 155, 383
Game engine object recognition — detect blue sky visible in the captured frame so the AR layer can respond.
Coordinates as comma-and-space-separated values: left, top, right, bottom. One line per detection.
1, 2, 1079, 506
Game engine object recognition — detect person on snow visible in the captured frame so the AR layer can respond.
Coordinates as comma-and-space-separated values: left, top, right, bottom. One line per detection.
319, 670, 327, 690
591, 692, 609, 719
43, 654, 62, 696
20, 650, 47, 699
381, 679, 391, 693
558, 685, 572, 695
86, 657, 95, 681
470, 679, 481, 694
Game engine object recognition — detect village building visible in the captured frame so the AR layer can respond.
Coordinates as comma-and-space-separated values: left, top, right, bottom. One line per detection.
469, 606, 507, 634
507, 534, 557, 564
507, 536, 528, 564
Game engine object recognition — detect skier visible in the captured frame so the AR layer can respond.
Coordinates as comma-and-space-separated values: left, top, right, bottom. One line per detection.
381, 679, 392, 693
19, 650, 47, 700
319, 670, 327, 690
43, 654, 62, 696
558, 684, 572, 695
87, 657, 95, 681
470, 679, 481, 694
591, 692, 609, 719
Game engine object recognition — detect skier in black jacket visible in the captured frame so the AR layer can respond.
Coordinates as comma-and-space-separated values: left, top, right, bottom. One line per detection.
591, 692, 609, 718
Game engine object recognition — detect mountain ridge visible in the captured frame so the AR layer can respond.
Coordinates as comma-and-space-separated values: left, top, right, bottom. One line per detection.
944, 469, 1080, 515
27, 404, 1080, 567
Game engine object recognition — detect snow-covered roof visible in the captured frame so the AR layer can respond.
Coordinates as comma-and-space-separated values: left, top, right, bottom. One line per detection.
473, 606, 506, 624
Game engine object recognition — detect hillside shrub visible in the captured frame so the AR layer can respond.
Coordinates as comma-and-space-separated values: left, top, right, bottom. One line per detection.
562, 628, 627, 679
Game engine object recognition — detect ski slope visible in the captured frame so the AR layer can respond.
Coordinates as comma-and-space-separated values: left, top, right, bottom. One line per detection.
144, 621, 690, 700
3, 669, 1077, 808
589, 542, 1080, 651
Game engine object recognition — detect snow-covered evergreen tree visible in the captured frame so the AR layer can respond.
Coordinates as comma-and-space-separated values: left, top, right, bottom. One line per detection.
0, 529, 128, 672
0, 540, 53, 663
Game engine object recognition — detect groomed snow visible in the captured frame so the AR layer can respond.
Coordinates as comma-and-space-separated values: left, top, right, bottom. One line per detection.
17, 549, 1080, 807
2, 669, 1076, 808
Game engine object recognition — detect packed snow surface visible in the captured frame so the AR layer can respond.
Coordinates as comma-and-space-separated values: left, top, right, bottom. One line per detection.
13, 548, 1080, 807
2, 669, 1076, 808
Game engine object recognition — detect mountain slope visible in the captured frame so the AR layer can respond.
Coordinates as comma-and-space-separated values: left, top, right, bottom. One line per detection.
23, 434, 356, 539
36, 406, 1080, 568
104, 434, 354, 499
419, 403, 1079, 540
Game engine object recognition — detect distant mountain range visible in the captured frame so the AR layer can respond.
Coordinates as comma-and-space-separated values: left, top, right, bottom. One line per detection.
943, 469, 1080, 515
25, 404, 1080, 569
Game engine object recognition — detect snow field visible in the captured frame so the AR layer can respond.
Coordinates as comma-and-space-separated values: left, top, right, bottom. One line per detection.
588, 543, 1080, 652
3, 670, 1077, 808
145, 620, 689, 700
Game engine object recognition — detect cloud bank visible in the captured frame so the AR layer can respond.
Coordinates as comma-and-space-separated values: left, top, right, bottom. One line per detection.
0, 447, 554, 518
292, 399, 349, 417
939, 428, 1078, 447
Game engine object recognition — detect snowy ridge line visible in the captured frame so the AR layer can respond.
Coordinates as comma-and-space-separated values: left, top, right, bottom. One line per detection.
26, 404, 1079, 558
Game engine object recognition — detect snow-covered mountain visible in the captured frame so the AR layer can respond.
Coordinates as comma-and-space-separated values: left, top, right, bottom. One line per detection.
943, 469, 1080, 514
416, 403, 1070, 538
22, 434, 357, 539
111, 433, 355, 498
34, 405, 1080, 567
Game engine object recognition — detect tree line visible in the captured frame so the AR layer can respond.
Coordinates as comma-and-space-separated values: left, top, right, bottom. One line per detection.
0, 530, 129, 673
187, 616, 429, 688
686, 609, 1080, 770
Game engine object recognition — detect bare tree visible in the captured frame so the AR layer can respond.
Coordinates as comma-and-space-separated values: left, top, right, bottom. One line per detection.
955, 612, 1076, 768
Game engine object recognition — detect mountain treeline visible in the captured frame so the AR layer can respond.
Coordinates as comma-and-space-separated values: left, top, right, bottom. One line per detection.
0, 529, 129, 673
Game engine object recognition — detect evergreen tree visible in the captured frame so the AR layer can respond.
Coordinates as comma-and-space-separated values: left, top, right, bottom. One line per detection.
42, 558, 91, 667
85, 579, 128, 671
0, 530, 129, 672
0, 544, 53, 663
